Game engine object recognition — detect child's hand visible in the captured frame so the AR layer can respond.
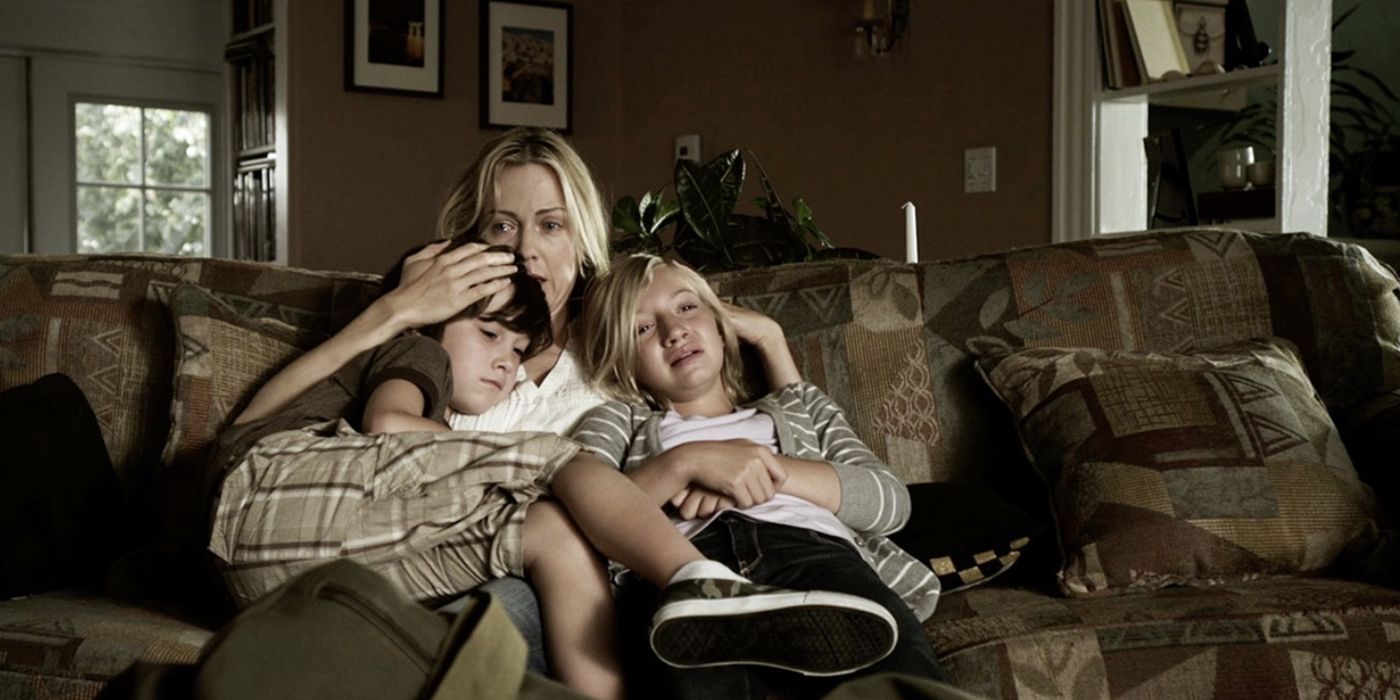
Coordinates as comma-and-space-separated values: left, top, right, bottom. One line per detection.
722, 301, 785, 350
669, 487, 736, 520
673, 440, 788, 507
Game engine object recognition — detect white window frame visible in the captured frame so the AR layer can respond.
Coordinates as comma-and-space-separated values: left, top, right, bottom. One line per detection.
73, 97, 215, 255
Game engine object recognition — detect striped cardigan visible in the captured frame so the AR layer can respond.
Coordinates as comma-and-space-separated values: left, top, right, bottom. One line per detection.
571, 381, 940, 621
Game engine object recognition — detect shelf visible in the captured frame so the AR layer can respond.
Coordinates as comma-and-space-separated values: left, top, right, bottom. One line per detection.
1099, 64, 1280, 103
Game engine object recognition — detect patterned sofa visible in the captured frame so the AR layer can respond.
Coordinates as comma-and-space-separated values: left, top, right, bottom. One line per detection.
3, 227, 1400, 699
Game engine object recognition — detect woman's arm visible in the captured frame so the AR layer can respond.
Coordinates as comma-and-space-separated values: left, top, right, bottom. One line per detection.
362, 378, 447, 434
234, 242, 517, 424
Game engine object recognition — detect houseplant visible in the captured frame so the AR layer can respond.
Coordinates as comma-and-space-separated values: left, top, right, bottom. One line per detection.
611, 149, 874, 271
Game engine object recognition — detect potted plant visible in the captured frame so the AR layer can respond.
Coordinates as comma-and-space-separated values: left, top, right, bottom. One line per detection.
611, 149, 875, 271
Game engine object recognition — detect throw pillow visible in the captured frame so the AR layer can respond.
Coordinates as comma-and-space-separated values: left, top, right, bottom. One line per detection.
888, 482, 1041, 593
158, 283, 326, 541
976, 337, 1378, 597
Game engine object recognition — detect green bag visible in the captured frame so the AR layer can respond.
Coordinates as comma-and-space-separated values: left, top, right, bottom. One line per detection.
99, 559, 581, 700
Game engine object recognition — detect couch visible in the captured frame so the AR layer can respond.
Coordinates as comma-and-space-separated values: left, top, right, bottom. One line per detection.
4, 227, 1400, 699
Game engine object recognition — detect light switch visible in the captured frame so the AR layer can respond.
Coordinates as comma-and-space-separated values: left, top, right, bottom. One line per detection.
965, 146, 996, 193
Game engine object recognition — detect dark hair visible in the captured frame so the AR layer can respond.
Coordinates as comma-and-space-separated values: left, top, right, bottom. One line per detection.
381, 237, 553, 359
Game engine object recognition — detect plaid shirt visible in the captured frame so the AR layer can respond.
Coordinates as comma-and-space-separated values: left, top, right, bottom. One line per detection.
572, 382, 941, 621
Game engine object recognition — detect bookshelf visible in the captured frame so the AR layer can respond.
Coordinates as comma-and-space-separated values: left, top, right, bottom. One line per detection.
225, 0, 286, 262
1052, 0, 1332, 240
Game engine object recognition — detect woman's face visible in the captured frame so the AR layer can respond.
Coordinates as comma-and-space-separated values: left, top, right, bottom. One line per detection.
482, 163, 580, 325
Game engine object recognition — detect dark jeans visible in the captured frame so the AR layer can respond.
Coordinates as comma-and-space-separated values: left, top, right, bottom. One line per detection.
619, 513, 945, 700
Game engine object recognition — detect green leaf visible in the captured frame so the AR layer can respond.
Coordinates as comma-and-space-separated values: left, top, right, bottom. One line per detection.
675, 150, 744, 264
611, 195, 642, 237
979, 288, 1010, 330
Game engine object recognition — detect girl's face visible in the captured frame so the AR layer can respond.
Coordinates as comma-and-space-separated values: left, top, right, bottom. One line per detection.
440, 316, 529, 415
482, 163, 579, 327
632, 266, 729, 414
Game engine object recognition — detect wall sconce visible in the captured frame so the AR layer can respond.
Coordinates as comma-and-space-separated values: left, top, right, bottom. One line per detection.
854, 0, 910, 58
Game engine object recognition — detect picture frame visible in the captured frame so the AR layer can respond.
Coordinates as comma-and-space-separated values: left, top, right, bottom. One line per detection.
1175, 0, 1228, 73
345, 0, 443, 97
1144, 128, 1199, 228
480, 0, 572, 133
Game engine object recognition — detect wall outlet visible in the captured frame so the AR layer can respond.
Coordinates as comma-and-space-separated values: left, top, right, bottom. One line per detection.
675, 134, 701, 163
964, 146, 996, 193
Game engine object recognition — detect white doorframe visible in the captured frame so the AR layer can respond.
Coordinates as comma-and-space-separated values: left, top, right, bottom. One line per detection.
29, 55, 223, 254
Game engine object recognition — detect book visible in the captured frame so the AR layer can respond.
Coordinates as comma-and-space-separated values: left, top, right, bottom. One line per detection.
1099, 0, 1142, 88
1123, 0, 1191, 81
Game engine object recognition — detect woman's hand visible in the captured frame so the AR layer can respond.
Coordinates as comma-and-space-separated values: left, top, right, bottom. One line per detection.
721, 301, 801, 388
670, 439, 788, 508
386, 241, 518, 330
669, 487, 736, 520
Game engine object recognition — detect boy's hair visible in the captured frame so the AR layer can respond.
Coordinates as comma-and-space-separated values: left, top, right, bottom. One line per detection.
436, 128, 611, 313
580, 254, 747, 407
382, 239, 553, 359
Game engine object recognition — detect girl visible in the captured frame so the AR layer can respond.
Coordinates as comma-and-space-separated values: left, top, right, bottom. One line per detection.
573, 255, 945, 699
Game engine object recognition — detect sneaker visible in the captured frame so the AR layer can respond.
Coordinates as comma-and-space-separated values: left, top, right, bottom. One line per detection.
649, 577, 897, 677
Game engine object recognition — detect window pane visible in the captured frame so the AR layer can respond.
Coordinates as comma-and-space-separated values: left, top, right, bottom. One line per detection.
75, 103, 141, 184
145, 190, 207, 255
145, 108, 209, 187
77, 185, 141, 252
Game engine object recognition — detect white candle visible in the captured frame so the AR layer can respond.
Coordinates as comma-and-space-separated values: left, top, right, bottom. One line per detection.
903, 201, 918, 263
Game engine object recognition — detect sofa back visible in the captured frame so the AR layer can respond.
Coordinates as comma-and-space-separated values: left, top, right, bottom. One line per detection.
3, 229, 1397, 543
710, 229, 1400, 494
0, 254, 381, 538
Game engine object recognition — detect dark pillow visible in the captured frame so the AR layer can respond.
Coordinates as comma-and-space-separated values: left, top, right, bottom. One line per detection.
889, 482, 1041, 593
0, 373, 126, 598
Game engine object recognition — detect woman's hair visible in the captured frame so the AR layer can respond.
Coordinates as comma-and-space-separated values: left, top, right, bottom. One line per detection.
580, 254, 747, 407
436, 127, 611, 290
382, 239, 553, 360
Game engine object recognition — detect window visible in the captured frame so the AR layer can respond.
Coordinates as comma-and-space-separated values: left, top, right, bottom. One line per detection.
74, 102, 210, 255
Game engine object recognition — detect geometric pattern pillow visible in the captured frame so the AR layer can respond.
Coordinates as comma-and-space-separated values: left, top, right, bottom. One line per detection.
926, 536, 1031, 594
157, 283, 326, 540
976, 337, 1378, 597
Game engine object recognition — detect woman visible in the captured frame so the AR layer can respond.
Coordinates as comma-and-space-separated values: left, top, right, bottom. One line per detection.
232, 127, 801, 678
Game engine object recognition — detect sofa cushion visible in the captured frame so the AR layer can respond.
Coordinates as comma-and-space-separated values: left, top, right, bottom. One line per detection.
909, 229, 1400, 496
889, 482, 1039, 594
0, 255, 381, 542
707, 262, 940, 484
158, 283, 329, 542
0, 590, 211, 692
927, 577, 1400, 699
977, 337, 1377, 596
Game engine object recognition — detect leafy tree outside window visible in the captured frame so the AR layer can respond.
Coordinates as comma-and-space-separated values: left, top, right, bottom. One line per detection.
74, 102, 210, 255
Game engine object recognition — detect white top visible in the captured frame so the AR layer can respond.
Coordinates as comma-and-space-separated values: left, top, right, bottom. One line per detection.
447, 340, 606, 435
658, 408, 854, 547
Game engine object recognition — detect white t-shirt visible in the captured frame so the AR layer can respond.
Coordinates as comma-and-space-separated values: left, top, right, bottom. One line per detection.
658, 407, 854, 547
447, 340, 606, 435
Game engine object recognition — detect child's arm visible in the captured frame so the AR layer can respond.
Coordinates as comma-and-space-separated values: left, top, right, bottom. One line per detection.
363, 378, 449, 434
723, 302, 801, 388
796, 383, 912, 536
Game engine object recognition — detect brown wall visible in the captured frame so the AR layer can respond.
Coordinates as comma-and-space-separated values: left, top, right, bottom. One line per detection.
284, 1, 1051, 273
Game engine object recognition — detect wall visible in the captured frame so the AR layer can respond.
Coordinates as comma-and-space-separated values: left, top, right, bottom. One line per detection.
283, 0, 626, 272
286, 1, 1053, 272
0, 0, 224, 68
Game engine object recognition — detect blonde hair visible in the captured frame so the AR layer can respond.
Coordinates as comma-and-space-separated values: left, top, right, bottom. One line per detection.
581, 255, 748, 407
437, 128, 611, 280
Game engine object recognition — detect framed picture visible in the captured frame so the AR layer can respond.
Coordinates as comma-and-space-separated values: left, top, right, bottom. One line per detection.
345, 0, 443, 96
480, 0, 572, 132
1175, 1, 1228, 73
1144, 128, 1199, 228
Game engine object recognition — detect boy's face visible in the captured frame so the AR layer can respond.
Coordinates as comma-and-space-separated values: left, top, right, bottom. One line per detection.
439, 316, 529, 415
632, 266, 727, 410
